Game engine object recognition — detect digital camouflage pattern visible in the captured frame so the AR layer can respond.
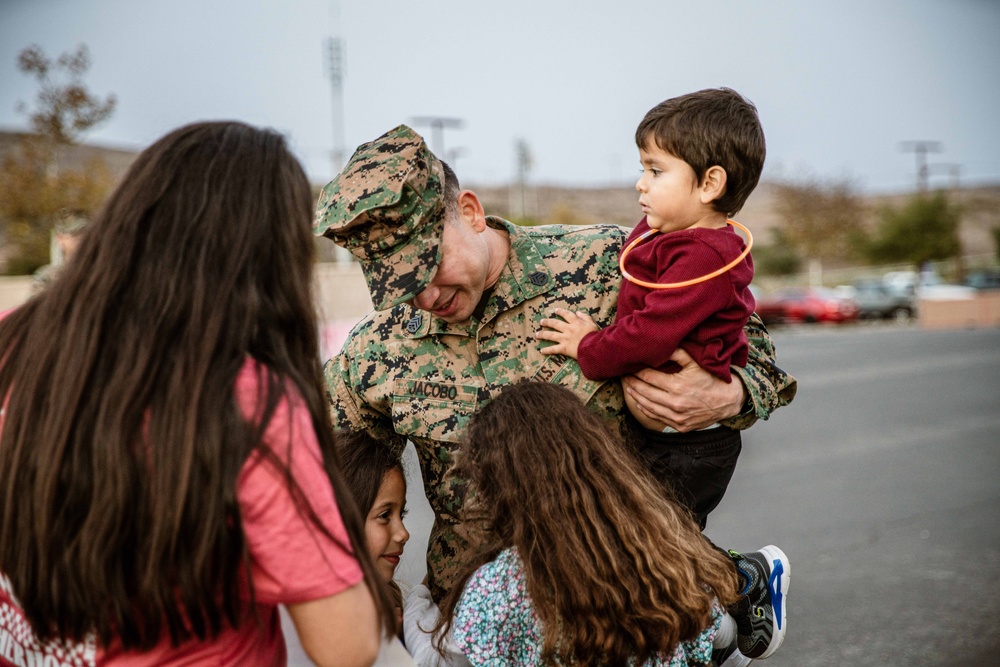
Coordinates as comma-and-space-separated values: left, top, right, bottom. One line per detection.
31, 210, 89, 296
55, 209, 88, 235
324, 217, 798, 600
30, 263, 60, 296
313, 124, 446, 311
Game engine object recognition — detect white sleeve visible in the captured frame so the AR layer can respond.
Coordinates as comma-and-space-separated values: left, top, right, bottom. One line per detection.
373, 636, 418, 667
402, 584, 473, 667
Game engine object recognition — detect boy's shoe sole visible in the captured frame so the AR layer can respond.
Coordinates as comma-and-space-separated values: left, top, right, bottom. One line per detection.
729, 544, 790, 660
712, 640, 753, 667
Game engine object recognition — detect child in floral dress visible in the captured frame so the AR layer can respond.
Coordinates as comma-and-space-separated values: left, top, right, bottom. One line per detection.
432, 382, 746, 666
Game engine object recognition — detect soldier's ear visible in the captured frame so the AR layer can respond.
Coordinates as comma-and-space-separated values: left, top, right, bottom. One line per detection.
457, 190, 487, 232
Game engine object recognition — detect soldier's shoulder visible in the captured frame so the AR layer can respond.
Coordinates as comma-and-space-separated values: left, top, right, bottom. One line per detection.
523, 223, 629, 243
30, 264, 57, 295
32, 263, 56, 282
524, 223, 629, 261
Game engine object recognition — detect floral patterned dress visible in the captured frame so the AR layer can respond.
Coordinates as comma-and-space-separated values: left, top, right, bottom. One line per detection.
452, 549, 722, 666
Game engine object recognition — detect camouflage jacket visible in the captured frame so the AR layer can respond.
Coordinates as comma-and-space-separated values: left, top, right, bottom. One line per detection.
30, 263, 60, 295
324, 217, 796, 598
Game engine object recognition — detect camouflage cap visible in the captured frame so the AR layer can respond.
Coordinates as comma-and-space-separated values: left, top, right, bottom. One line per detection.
314, 124, 446, 311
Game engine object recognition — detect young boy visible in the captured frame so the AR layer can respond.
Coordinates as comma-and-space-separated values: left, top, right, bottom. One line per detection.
538, 86, 761, 526
538, 88, 785, 662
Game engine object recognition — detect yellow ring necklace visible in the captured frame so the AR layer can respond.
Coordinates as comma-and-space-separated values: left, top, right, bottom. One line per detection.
618, 220, 753, 290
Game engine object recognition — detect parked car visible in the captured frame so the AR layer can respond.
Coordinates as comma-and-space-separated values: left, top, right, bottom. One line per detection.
963, 269, 1000, 290
884, 268, 975, 300
753, 287, 786, 325
851, 279, 915, 321
755, 287, 860, 325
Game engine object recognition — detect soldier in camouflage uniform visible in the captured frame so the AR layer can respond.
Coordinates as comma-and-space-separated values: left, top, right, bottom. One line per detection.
315, 125, 796, 602
31, 209, 88, 295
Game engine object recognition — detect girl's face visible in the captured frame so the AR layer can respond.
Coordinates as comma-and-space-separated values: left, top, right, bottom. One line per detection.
364, 467, 409, 582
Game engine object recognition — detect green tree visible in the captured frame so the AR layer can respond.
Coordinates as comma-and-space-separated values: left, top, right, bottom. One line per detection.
865, 193, 961, 267
0, 44, 116, 274
991, 226, 1000, 263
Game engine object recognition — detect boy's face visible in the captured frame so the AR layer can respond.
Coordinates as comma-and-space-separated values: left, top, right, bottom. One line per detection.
635, 143, 714, 233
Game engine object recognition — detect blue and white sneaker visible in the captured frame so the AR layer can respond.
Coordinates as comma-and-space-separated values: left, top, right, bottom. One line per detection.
728, 545, 790, 659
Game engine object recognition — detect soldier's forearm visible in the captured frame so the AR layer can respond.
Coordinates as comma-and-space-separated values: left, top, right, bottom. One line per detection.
722, 313, 797, 430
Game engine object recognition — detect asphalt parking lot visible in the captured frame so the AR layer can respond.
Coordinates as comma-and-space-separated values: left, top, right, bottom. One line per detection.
710, 323, 1000, 666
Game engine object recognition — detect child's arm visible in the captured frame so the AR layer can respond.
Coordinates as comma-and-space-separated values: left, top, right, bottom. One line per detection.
403, 584, 473, 667
538, 234, 746, 381
539, 274, 736, 381
536, 307, 599, 360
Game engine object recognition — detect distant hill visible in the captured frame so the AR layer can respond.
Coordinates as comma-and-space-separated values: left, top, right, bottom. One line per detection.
3, 130, 998, 270
0, 130, 138, 181
469, 180, 1000, 267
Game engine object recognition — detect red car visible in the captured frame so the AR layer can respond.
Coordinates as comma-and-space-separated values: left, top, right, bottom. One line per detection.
755, 287, 859, 324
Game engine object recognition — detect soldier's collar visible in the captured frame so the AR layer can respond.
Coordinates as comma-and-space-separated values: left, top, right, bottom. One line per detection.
484, 217, 555, 306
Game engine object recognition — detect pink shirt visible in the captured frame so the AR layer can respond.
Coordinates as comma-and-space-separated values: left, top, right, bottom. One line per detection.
0, 360, 363, 667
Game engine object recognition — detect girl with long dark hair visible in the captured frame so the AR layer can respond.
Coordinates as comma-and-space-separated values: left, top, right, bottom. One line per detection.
0, 121, 392, 666
335, 430, 411, 628
434, 381, 744, 666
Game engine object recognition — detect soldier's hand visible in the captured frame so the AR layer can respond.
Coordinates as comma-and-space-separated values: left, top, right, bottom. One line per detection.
536, 308, 599, 360
622, 348, 745, 432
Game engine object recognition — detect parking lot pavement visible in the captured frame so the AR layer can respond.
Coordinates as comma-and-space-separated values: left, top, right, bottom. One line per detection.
705, 325, 1000, 666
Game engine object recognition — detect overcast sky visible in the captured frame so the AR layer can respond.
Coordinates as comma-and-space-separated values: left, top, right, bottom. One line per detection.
1, 0, 998, 194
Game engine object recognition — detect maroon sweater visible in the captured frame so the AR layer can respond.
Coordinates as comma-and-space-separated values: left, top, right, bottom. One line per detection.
577, 218, 754, 382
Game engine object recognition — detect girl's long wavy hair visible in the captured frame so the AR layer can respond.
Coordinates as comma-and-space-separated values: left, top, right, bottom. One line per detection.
437, 381, 740, 666
0, 121, 393, 648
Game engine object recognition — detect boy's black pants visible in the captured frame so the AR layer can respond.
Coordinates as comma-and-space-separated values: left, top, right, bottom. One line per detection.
627, 415, 743, 530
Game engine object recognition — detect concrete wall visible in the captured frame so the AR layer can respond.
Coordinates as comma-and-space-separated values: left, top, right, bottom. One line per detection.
917, 292, 1000, 329
314, 261, 373, 322
0, 275, 32, 314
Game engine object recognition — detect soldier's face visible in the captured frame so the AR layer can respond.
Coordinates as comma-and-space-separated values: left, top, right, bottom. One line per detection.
412, 216, 494, 323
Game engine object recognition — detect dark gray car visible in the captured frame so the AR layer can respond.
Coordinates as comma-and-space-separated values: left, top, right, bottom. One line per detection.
852, 279, 915, 321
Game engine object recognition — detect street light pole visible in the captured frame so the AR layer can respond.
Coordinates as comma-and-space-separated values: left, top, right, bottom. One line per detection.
410, 116, 464, 157
324, 36, 346, 175
900, 140, 942, 193
323, 0, 347, 175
